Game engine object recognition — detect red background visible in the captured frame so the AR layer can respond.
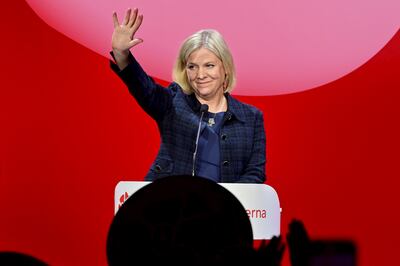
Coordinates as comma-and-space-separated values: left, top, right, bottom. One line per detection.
1, 1, 399, 265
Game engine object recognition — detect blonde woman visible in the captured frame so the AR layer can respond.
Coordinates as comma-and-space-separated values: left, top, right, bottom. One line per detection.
111, 8, 266, 183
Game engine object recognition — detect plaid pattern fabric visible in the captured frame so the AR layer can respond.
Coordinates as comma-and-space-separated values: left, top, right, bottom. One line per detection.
110, 53, 266, 183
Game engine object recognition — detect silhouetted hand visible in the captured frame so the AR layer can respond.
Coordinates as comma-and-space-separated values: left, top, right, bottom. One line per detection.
286, 219, 312, 266
256, 236, 285, 266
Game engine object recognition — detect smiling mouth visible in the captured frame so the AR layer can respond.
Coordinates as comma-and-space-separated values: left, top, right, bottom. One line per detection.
196, 81, 211, 86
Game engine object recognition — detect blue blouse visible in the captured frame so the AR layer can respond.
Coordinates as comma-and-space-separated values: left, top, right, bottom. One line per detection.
196, 112, 225, 182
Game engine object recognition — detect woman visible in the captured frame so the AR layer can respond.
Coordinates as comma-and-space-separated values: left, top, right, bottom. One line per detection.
111, 8, 266, 183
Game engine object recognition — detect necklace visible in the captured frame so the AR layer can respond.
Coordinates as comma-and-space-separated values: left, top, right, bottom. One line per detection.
207, 97, 226, 127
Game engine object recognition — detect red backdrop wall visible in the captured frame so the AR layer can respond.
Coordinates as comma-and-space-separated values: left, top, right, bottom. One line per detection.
1, 1, 399, 265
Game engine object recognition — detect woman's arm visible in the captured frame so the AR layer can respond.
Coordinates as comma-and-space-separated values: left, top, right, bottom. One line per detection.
110, 8, 173, 120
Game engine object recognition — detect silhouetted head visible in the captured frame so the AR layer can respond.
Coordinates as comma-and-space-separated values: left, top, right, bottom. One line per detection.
107, 175, 254, 265
0, 251, 48, 266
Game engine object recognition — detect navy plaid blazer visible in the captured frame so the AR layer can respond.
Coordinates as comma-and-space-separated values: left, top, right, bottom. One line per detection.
111, 53, 266, 183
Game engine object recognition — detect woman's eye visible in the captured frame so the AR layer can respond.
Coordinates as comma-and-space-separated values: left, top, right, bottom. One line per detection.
187, 65, 195, 70
206, 64, 214, 68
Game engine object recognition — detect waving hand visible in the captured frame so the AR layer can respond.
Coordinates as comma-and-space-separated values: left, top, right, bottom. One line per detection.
111, 8, 143, 69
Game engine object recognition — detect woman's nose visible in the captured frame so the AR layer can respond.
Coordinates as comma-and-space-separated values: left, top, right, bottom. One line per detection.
197, 68, 206, 79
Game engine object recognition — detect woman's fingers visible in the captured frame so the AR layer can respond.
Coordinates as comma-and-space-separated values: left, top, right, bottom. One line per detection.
112, 8, 143, 50
122, 8, 131, 25
114, 8, 142, 32
129, 38, 143, 48
127, 8, 138, 28
112, 12, 120, 28
131, 14, 143, 34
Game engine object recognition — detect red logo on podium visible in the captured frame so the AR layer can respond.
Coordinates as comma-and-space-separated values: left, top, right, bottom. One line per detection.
118, 192, 129, 209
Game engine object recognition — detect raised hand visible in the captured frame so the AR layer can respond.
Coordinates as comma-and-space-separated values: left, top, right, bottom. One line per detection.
286, 219, 311, 266
256, 236, 285, 266
111, 8, 143, 68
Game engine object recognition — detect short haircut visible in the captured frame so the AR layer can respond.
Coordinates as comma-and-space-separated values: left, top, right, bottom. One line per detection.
172, 29, 236, 94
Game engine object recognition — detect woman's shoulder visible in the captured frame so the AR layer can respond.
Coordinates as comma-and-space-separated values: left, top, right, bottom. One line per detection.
227, 94, 263, 118
168, 82, 194, 107
168, 82, 183, 93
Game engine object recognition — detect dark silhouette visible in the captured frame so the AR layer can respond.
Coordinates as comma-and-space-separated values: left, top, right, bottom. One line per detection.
287, 219, 313, 266
287, 219, 357, 266
0, 251, 48, 266
107, 175, 257, 265
256, 236, 286, 266
107, 175, 356, 266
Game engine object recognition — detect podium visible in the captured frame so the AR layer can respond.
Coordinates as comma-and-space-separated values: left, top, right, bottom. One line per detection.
115, 181, 281, 239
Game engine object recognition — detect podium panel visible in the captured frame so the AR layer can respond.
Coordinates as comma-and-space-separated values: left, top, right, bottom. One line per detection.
115, 181, 281, 239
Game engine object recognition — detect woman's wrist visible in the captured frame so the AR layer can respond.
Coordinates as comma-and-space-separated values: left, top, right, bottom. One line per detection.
112, 48, 129, 57
112, 49, 130, 70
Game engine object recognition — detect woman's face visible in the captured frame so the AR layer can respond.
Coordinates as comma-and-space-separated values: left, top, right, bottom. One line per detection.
186, 48, 226, 101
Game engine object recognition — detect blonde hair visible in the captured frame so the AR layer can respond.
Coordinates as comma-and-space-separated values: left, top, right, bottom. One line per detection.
172, 29, 236, 94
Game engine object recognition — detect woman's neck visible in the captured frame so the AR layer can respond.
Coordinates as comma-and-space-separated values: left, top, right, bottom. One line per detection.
198, 94, 227, 113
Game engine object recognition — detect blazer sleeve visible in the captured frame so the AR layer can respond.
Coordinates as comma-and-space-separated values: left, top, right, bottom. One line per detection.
236, 110, 266, 183
109, 52, 173, 121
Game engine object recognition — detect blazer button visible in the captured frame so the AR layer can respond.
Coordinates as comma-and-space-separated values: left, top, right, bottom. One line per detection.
155, 164, 162, 173
221, 134, 227, 140
223, 160, 230, 166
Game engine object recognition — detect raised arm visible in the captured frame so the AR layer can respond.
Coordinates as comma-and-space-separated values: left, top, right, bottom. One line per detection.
110, 8, 174, 121
111, 8, 143, 70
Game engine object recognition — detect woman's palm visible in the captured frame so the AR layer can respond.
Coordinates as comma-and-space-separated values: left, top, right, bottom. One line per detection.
112, 8, 143, 52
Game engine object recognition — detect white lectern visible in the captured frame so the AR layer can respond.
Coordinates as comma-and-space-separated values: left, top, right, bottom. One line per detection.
115, 181, 281, 239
